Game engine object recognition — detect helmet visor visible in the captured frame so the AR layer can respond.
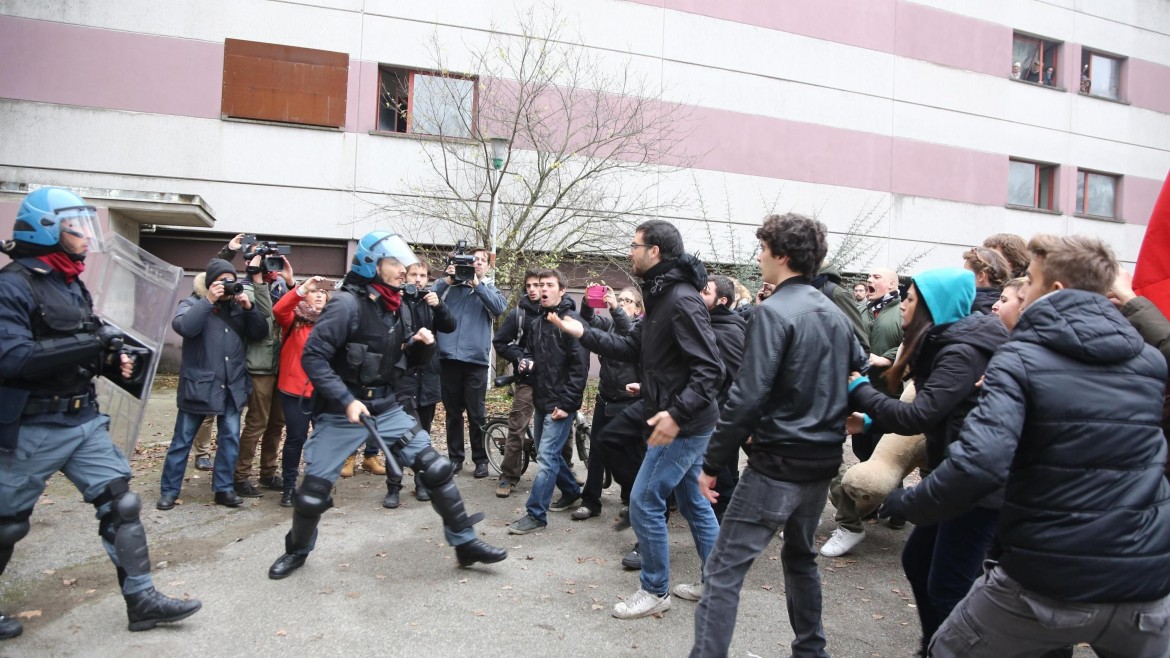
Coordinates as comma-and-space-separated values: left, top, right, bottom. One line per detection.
56, 205, 104, 254
372, 233, 418, 268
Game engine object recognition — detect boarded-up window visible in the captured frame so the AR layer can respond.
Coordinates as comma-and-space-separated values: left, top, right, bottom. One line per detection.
221, 39, 348, 128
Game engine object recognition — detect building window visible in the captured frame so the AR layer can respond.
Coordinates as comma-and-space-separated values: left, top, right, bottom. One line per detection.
1008, 160, 1056, 210
221, 39, 349, 128
1075, 170, 1119, 219
1012, 33, 1059, 86
1080, 50, 1123, 100
377, 67, 476, 139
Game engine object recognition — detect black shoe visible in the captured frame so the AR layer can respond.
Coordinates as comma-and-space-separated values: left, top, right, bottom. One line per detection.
124, 587, 202, 632
622, 543, 642, 571
233, 481, 263, 498
156, 495, 176, 511
214, 490, 243, 507
613, 505, 631, 532
383, 486, 401, 509
550, 492, 582, 512
415, 484, 431, 502
194, 456, 212, 471
268, 553, 307, 580
451, 462, 464, 474
454, 539, 508, 567
887, 514, 907, 530
473, 463, 489, 479
279, 487, 294, 508
0, 610, 22, 640
258, 476, 283, 491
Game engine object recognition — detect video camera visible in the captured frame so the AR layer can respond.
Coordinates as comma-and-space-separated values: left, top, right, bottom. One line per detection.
447, 240, 476, 284
242, 235, 292, 272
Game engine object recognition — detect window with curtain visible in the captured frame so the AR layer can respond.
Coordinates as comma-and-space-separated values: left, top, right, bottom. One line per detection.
1080, 50, 1123, 100
1075, 170, 1119, 219
376, 66, 476, 139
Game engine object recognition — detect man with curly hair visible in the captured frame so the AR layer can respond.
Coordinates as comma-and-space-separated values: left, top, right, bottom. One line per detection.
691, 213, 867, 658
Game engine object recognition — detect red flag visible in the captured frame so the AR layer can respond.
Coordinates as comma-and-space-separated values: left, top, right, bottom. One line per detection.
1134, 170, 1170, 318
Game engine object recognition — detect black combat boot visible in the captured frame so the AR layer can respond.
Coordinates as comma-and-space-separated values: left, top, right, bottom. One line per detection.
383, 481, 401, 509
279, 487, 294, 508
0, 610, 22, 640
124, 587, 202, 631
454, 539, 508, 567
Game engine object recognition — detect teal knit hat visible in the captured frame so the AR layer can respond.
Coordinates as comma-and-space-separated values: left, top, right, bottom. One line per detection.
911, 268, 975, 325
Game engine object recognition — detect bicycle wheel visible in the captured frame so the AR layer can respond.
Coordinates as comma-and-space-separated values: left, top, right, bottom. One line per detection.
521, 427, 533, 475
482, 419, 509, 476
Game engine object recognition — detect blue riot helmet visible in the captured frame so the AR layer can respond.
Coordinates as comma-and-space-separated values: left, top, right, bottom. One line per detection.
350, 230, 418, 279
13, 187, 105, 255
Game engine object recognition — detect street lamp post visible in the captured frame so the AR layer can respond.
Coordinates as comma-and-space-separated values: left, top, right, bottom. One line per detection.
486, 136, 510, 263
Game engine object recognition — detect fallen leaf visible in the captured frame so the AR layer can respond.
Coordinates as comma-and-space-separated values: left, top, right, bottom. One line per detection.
276, 629, 287, 637
564, 579, 576, 585
500, 585, 513, 590
872, 614, 884, 620
169, 581, 185, 587
84, 589, 96, 595
62, 578, 77, 587
17, 610, 42, 620
42, 569, 55, 576
346, 592, 360, 599
473, 610, 486, 617
760, 584, 773, 591
375, 574, 386, 580
459, 578, 469, 584
338, 563, 350, 569
565, 588, 576, 594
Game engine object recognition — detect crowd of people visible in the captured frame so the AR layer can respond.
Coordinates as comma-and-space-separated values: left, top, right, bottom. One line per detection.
1, 186, 1168, 658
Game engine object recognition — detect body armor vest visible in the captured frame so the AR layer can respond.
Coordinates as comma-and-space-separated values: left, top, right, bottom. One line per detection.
329, 287, 405, 390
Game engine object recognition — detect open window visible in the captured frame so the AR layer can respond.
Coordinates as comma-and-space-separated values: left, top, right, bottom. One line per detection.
1008, 159, 1057, 211
1075, 169, 1119, 219
1080, 50, 1123, 100
1012, 33, 1060, 86
377, 66, 477, 138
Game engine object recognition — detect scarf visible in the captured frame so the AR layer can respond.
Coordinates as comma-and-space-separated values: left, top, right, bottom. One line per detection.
368, 282, 402, 312
294, 300, 322, 324
37, 252, 86, 283
868, 290, 900, 318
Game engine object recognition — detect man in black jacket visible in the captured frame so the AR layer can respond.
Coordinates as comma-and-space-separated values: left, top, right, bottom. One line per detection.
692, 214, 867, 658
549, 220, 723, 620
507, 269, 590, 534
881, 234, 1170, 658
492, 270, 542, 498
699, 274, 747, 521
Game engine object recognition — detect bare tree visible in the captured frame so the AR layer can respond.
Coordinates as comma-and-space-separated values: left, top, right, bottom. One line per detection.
384, 3, 694, 287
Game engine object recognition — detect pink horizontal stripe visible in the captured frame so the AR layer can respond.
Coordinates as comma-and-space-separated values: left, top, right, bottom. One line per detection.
1124, 174, 1169, 226
1127, 59, 1170, 115
893, 2, 1007, 77
0, 15, 223, 119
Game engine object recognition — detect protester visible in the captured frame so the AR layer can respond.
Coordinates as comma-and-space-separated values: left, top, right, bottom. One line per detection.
0, 187, 201, 639
698, 274, 747, 521
991, 277, 1026, 331
158, 257, 267, 510
982, 233, 1030, 279
962, 247, 1011, 314
853, 281, 868, 309
549, 220, 722, 620
813, 264, 871, 352
847, 268, 1009, 656
492, 270, 543, 498
433, 247, 508, 478
881, 235, 1170, 657
691, 213, 866, 657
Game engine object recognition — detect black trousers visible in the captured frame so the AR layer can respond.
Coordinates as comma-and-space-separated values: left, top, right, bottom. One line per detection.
439, 359, 488, 465
592, 399, 646, 506
580, 397, 633, 511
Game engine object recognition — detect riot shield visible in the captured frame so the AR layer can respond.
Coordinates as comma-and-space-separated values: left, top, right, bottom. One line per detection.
86, 233, 183, 457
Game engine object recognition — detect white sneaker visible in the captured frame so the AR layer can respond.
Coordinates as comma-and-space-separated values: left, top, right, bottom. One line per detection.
671, 582, 704, 601
612, 588, 671, 619
819, 527, 866, 557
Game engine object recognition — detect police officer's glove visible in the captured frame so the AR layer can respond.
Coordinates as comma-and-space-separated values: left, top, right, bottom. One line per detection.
95, 324, 125, 352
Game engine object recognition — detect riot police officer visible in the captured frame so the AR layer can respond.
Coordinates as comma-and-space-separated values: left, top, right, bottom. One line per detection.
267, 230, 506, 579
0, 187, 201, 639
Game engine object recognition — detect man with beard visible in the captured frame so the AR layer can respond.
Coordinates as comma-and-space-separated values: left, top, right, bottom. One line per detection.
492, 270, 544, 499
698, 274, 748, 522
267, 231, 505, 579
548, 220, 722, 620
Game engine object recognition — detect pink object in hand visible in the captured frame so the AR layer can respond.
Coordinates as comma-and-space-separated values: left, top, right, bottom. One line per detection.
586, 285, 607, 308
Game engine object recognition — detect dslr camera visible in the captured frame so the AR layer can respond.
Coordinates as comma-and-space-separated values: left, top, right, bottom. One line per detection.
447, 240, 476, 284
222, 280, 245, 296
242, 235, 292, 272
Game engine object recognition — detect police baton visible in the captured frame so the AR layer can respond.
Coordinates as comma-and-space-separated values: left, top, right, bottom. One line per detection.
358, 414, 404, 481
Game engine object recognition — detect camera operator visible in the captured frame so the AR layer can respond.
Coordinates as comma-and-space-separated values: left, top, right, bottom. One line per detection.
432, 246, 508, 477
157, 258, 267, 510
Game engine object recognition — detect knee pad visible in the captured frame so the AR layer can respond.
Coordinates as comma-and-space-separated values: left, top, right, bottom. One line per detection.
414, 447, 452, 487
96, 478, 133, 544
115, 491, 142, 522
0, 511, 32, 547
293, 475, 333, 516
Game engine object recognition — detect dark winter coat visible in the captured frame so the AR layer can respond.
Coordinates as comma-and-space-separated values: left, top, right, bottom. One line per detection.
972, 286, 1000, 315
1120, 295, 1170, 479
852, 313, 1009, 475
704, 276, 868, 480
526, 296, 589, 414
580, 255, 723, 436
396, 290, 456, 409
172, 292, 267, 415
493, 296, 541, 387
894, 290, 1170, 604
579, 302, 640, 401
708, 305, 746, 407
814, 265, 871, 353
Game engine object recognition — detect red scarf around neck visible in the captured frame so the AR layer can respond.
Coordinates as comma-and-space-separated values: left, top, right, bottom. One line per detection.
368, 282, 402, 312
37, 252, 86, 283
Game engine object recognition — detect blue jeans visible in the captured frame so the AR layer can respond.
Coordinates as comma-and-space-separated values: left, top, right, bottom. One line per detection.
692, 468, 830, 658
161, 402, 241, 497
524, 411, 579, 523
630, 431, 720, 596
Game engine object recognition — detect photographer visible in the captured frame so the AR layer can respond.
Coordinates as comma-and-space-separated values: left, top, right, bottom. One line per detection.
157, 258, 267, 510
491, 270, 542, 498
432, 245, 508, 477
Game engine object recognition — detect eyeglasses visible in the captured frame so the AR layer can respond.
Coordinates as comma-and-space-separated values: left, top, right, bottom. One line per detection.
629, 243, 649, 250
617, 296, 636, 304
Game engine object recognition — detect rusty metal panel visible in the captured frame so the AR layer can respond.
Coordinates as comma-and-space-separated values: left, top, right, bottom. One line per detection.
221, 38, 348, 128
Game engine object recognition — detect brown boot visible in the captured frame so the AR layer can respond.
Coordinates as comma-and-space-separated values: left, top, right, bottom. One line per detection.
361, 455, 386, 476
340, 454, 357, 478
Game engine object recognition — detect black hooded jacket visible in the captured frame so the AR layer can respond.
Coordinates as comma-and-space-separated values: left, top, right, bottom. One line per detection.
972, 286, 1000, 315
708, 305, 746, 407
527, 296, 590, 414
851, 313, 1009, 472
396, 289, 456, 408
580, 302, 641, 401
493, 295, 541, 386
897, 290, 1170, 603
579, 255, 723, 435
